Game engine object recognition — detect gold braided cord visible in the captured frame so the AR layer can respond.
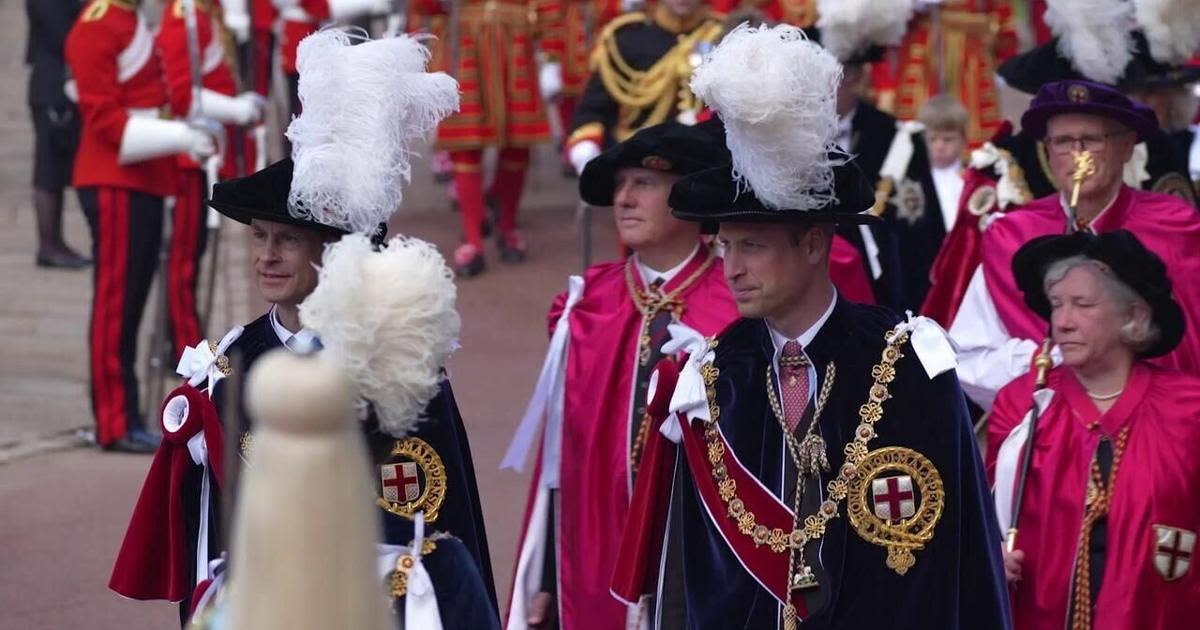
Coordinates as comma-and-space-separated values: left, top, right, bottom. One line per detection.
591, 17, 722, 130
1070, 426, 1131, 630
624, 251, 715, 366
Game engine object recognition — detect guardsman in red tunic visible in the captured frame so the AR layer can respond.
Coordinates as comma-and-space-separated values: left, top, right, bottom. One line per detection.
413, 0, 556, 277
66, 0, 220, 453
157, 0, 266, 359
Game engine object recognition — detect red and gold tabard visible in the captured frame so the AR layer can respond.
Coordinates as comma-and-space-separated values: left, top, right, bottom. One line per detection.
541, 0, 622, 97
890, 0, 1019, 147
413, 0, 554, 150
66, 0, 176, 196
709, 0, 818, 26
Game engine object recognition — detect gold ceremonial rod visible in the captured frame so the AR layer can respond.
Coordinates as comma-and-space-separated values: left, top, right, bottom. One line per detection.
1005, 337, 1055, 553
1067, 150, 1096, 233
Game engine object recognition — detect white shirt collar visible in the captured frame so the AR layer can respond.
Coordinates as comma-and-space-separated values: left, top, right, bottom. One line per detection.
931, 163, 964, 231
767, 290, 838, 358
635, 243, 700, 288
269, 305, 321, 353
765, 291, 837, 399
1057, 186, 1121, 231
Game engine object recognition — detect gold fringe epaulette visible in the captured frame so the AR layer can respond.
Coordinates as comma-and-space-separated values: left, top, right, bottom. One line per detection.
590, 13, 722, 138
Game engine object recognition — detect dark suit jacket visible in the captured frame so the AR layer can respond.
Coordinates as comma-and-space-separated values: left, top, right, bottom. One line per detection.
26, 0, 82, 107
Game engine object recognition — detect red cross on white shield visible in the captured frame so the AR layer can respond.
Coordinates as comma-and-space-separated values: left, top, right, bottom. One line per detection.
1153, 525, 1196, 581
871, 475, 916, 522
381, 461, 421, 503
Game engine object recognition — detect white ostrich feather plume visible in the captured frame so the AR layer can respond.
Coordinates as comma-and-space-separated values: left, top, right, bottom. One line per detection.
1134, 0, 1200, 66
286, 29, 460, 234
690, 23, 844, 211
815, 0, 914, 63
1045, 0, 1136, 85
299, 234, 461, 438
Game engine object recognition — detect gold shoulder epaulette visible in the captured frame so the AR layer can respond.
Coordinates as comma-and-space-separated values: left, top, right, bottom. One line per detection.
597, 11, 648, 44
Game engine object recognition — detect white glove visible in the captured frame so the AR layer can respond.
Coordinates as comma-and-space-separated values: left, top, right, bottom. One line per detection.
569, 140, 602, 175
119, 117, 218, 164
539, 62, 563, 100
328, 0, 389, 20
196, 89, 265, 126
63, 79, 78, 103
223, 6, 251, 43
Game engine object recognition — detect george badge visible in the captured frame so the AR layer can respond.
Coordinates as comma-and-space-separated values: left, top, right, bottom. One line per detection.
1152, 524, 1195, 581
847, 447, 944, 576
893, 179, 925, 224
376, 437, 447, 522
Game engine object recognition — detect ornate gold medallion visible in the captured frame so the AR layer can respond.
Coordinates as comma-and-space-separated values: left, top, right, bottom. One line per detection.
376, 437, 447, 523
847, 447, 944, 575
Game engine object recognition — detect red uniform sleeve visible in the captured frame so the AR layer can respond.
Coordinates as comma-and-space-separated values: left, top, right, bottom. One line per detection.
66, 15, 131, 151
156, 5, 218, 118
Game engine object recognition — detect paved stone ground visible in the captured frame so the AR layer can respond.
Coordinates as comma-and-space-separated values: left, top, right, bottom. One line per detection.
0, 3, 616, 626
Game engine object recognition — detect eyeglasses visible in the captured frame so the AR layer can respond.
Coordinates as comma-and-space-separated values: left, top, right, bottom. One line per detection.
1043, 131, 1129, 155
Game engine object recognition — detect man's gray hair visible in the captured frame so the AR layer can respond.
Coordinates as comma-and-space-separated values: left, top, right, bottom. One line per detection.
1043, 255, 1161, 353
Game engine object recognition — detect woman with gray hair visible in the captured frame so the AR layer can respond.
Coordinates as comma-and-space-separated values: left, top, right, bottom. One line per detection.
985, 229, 1200, 630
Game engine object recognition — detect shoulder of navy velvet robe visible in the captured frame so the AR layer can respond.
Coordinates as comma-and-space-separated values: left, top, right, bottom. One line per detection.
208, 312, 499, 617
665, 297, 1012, 629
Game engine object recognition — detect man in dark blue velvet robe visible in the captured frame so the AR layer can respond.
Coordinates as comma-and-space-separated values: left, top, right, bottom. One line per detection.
611, 25, 1011, 630
171, 158, 497, 628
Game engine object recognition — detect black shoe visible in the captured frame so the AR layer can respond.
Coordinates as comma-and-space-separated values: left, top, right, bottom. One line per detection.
498, 232, 528, 263
454, 244, 487, 277
35, 250, 91, 269
102, 435, 157, 454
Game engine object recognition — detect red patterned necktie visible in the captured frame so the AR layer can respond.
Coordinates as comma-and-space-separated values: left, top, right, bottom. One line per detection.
780, 340, 810, 433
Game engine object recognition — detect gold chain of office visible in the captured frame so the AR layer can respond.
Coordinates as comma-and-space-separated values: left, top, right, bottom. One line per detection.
701, 330, 911, 554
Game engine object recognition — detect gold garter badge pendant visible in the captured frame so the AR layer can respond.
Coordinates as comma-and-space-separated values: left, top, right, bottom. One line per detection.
376, 437, 447, 522
847, 447, 944, 575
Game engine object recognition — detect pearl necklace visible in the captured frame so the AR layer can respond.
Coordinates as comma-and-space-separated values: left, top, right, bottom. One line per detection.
1086, 389, 1123, 401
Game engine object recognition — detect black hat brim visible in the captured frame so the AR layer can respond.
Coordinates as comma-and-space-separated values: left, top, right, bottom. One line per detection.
206, 158, 351, 237
669, 160, 882, 226
578, 120, 731, 206
1011, 230, 1185, 359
